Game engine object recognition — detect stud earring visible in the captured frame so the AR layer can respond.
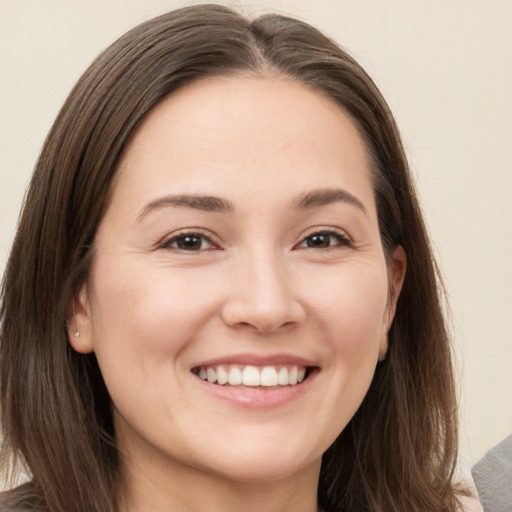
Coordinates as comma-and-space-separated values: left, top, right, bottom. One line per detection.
74, 331, 80, 338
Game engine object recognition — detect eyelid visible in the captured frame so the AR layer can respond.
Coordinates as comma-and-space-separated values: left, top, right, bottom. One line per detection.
157, 228, 221, 251
294, 227, 352, 249
154, 226, 352, 252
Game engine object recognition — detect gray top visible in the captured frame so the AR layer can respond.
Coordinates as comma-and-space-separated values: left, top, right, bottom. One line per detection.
471, 435, 512, 512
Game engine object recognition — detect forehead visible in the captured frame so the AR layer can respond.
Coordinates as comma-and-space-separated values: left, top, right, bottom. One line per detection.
113, 76, 376, 217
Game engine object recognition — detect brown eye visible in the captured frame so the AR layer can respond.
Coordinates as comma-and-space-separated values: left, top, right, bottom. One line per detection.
176, 235, 203, 250
307, 233, 331, 248
163, 233, 214, 251
299, 231, 350, 249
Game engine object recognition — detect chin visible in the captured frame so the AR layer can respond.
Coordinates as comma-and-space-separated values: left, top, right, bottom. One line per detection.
187, 433, 324, 484
205, 453, 319, 484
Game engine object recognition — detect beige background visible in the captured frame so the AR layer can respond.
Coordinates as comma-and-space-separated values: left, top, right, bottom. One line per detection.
1, 0, 511, 476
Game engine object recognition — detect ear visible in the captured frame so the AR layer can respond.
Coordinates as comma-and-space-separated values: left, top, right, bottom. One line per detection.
67, 283, 95, 354
379, 245, 406, 360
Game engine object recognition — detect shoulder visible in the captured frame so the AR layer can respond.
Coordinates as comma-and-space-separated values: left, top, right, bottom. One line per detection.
0, 483, 44, 512
472, 434, 512, 512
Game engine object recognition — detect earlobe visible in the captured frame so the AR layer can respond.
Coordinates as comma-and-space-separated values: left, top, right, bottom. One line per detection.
378, 335, 388, 362
389, 245, 406, 311
379, 245, 407, 360
67, 283, 95, 354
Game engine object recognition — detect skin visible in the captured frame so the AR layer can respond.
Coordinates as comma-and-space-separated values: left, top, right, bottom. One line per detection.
70, 76, 405, 512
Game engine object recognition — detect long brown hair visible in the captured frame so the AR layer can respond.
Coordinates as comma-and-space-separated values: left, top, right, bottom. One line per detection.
1, 4, 460, 511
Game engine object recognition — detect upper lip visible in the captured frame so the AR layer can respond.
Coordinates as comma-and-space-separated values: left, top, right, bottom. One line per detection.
190, 353, 319, 369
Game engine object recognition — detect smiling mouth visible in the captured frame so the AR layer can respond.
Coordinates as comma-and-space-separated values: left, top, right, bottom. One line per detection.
192, 364, 313, 387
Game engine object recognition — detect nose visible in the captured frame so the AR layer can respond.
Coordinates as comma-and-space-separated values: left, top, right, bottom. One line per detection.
220, 252, 306, 333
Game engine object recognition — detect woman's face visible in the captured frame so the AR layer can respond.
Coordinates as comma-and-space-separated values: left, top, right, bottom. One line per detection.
72, 77, 404, 485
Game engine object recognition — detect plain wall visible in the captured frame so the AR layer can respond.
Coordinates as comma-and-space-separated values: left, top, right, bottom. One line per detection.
1, 0, 511, 476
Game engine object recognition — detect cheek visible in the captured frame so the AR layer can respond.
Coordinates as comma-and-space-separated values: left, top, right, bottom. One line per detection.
307, 262, 389, 346
305, 262, 388, 411
87, 261, 223, 392
86, 262, 225, 435
279, 267, 388, 451
93, 261, 211, 338
331, 289, 386, 356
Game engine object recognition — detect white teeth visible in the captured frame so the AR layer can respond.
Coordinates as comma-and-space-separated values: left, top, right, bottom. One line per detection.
278, 367, 289, 385
242, 365, 260, 386
206, 367, 217, 383
196, 364, 308, 387
260, 366, 278, 387
288, 366, 298, 385
228, 366, 242, 386
217, 365, 228, 385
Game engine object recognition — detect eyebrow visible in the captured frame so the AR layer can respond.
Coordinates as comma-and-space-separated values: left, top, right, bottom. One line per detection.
293, 188, 367, 214
137, 194, 235, 221
137, 187, 367, 221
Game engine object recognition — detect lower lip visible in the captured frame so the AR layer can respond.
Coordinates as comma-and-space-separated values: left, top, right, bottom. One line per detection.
193, 371, 316, 409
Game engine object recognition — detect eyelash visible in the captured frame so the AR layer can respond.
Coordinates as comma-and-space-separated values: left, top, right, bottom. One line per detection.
296, 229, 351, 250
159, 228, 351, 253
159, 231, 218, 252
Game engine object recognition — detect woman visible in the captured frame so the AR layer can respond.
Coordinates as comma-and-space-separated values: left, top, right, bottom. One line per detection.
0, 4, 474, 511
